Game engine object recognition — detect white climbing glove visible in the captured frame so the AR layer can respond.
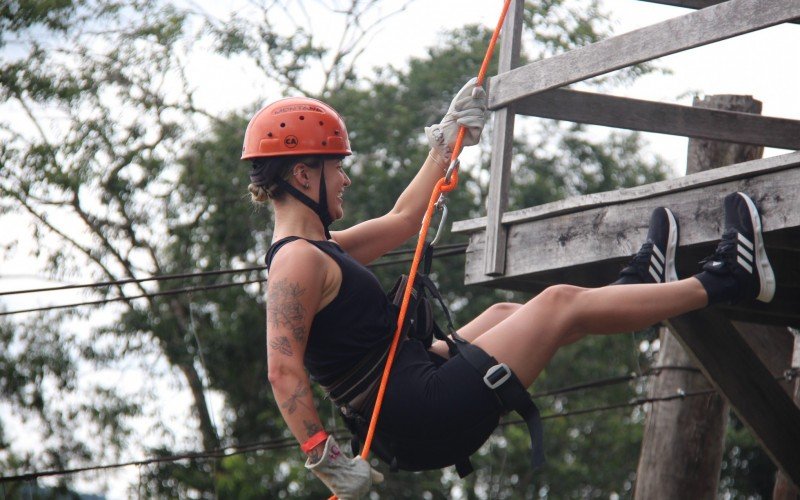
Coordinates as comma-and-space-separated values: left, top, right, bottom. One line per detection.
305, 435, 384, 499
425, 77, 489, 162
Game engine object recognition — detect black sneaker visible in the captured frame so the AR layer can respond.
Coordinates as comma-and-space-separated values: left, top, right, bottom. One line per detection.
696, 192, 775, 304
614, 207, 679, 285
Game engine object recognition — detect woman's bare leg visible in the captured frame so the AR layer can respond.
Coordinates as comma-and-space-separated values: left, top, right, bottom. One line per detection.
472, 277, 708, 387
428, 302, 522, 358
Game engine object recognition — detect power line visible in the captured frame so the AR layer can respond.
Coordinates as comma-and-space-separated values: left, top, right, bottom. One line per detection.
0, 246, 468, 317
530, 365, 701, 399
0, 244, 467, 301
0, 436, 304, 483
0, 266, 266, 297
0, 369, 738, 484
0, 279, 266, 317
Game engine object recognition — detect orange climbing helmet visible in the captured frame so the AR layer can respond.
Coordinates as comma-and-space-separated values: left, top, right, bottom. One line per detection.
241, 97, 351, 160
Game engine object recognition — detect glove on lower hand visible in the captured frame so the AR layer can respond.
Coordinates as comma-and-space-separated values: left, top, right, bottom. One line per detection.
425, 77, 489, 162
305, 435, 384, 499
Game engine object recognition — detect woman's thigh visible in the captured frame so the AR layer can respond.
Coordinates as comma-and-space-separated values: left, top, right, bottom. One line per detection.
428, 302, 521, 358
472, 286, 582, 387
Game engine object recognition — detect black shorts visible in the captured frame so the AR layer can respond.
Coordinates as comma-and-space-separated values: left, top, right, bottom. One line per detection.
350, 339, 504, 471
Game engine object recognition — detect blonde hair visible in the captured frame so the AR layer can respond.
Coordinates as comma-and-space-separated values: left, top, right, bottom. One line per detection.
247, 156, 323, 205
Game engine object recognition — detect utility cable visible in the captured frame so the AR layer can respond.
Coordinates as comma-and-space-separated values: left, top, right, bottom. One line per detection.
0, 279, 266, 317
4, 369, 796, 484
0, 247, 468, 317
0, 266, 266, 297
530, 365, 701, 399
0, 246, 467, 302
0, 382, 718, 484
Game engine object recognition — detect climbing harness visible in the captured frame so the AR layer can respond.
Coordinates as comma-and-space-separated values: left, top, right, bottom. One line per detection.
328, 1, 545, 494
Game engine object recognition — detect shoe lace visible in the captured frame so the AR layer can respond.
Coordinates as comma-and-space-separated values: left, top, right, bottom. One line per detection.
628, 241, 653, 266
620, 241, 653, 275
700, 229, 737, 265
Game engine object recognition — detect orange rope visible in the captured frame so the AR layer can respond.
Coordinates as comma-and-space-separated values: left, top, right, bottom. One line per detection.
329, 2, 511, 497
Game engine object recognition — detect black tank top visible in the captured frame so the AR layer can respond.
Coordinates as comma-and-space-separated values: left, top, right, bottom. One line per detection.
265, 237, 395, 386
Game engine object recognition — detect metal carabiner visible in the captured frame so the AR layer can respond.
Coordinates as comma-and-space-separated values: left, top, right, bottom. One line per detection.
444, 158, 460, 185
430, 203, 449, 248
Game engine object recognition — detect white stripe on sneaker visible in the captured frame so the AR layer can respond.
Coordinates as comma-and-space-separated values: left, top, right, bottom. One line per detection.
650, 255, 663, 274
737, 255, 753, 274
738, 245, 753, 263
648, 266, 661, 283
651, 244, 665, 265
737, 232, 754, 251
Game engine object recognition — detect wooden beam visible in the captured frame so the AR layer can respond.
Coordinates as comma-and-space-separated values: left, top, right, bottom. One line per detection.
453, 150, 800, 233
514, 88, 800, 150
455, 155, 800, 325
488, 0, 800, 109
641, 0, 732, 8
639, 0, 800, 24
483, 0, 523, 277
667, 309, 800, 488
459, 163, 800, 282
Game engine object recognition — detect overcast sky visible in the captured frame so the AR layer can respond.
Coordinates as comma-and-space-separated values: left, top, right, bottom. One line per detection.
187, 0, 799, 172
1, 1, 798, 496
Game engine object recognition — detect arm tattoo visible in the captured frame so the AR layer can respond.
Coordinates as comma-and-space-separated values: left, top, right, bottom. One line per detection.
304, 420, 326, 461
304, 420, 323, 438
280, 381, 311, 415
267, 278, 308, 343
269, 336, 293, 356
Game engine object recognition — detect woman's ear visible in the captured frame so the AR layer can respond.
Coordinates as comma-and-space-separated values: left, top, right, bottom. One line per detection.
292, 163, 310, 186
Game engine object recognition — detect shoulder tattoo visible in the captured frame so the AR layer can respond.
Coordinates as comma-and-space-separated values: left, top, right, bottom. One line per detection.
267, 277, 308, 343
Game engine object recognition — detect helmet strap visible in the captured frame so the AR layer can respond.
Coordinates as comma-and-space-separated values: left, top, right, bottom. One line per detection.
276, 166, 333, 240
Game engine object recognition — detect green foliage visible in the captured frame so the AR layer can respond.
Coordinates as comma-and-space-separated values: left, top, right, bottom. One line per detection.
0, 0, 775, 498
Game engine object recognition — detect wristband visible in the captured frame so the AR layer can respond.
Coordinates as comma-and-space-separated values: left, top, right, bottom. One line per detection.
300, 430, 328, 454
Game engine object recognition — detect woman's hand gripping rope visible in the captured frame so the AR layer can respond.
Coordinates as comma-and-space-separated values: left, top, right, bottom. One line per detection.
306, 435, 383, 500
425, 77, 489, 165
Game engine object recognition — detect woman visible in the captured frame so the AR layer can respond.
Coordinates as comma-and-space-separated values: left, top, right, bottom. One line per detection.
241, 80, 775, 499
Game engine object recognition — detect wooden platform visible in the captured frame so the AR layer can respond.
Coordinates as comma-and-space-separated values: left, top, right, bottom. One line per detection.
467, 0, 800, 488
453, 152, 800, 483
454, 151, 800, 326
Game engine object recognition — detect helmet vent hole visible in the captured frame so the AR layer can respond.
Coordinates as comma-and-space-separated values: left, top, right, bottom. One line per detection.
299, 116, 305, 120
267, 132, 273, 137
322, 141, 327, 146
334, 130, 340, 135
319, 121, 324, 126
280, 122, 286, 128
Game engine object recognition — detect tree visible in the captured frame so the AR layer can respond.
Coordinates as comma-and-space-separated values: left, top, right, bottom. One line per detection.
1, 0, 771, 497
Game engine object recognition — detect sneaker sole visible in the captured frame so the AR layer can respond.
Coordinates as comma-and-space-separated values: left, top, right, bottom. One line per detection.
664, 207, 679, 283
737, 192, 775, 302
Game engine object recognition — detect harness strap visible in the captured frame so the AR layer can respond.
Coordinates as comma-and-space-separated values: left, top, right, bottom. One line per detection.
456, 342, 546, 470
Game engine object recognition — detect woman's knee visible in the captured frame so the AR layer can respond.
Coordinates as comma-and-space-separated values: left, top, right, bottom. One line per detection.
534, 284, 584, 307
488, 302, 522, 318
529, 284, 588, 343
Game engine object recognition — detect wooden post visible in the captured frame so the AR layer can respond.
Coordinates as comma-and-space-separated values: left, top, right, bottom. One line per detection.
634, 95, 762, 499
773, 330, 800, 499
483, 0, 523, 276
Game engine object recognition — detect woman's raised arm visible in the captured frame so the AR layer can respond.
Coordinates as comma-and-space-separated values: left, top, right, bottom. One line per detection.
332, 79, 488, 264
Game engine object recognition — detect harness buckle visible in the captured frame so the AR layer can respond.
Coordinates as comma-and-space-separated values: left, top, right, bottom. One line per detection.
483, 363, 512, 390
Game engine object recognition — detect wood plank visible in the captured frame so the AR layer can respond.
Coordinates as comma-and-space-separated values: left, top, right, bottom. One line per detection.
488, 0, 800, 109
462, 165, 800, 280
514, 88, 800, 150
639, 0, 800, 24
667, 309, 800, 488
641, 0, 731, 8
483, 0, 523, 277
452, 150, 800, 233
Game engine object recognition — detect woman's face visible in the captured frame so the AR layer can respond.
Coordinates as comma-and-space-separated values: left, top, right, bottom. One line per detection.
323, 157, 351, 221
